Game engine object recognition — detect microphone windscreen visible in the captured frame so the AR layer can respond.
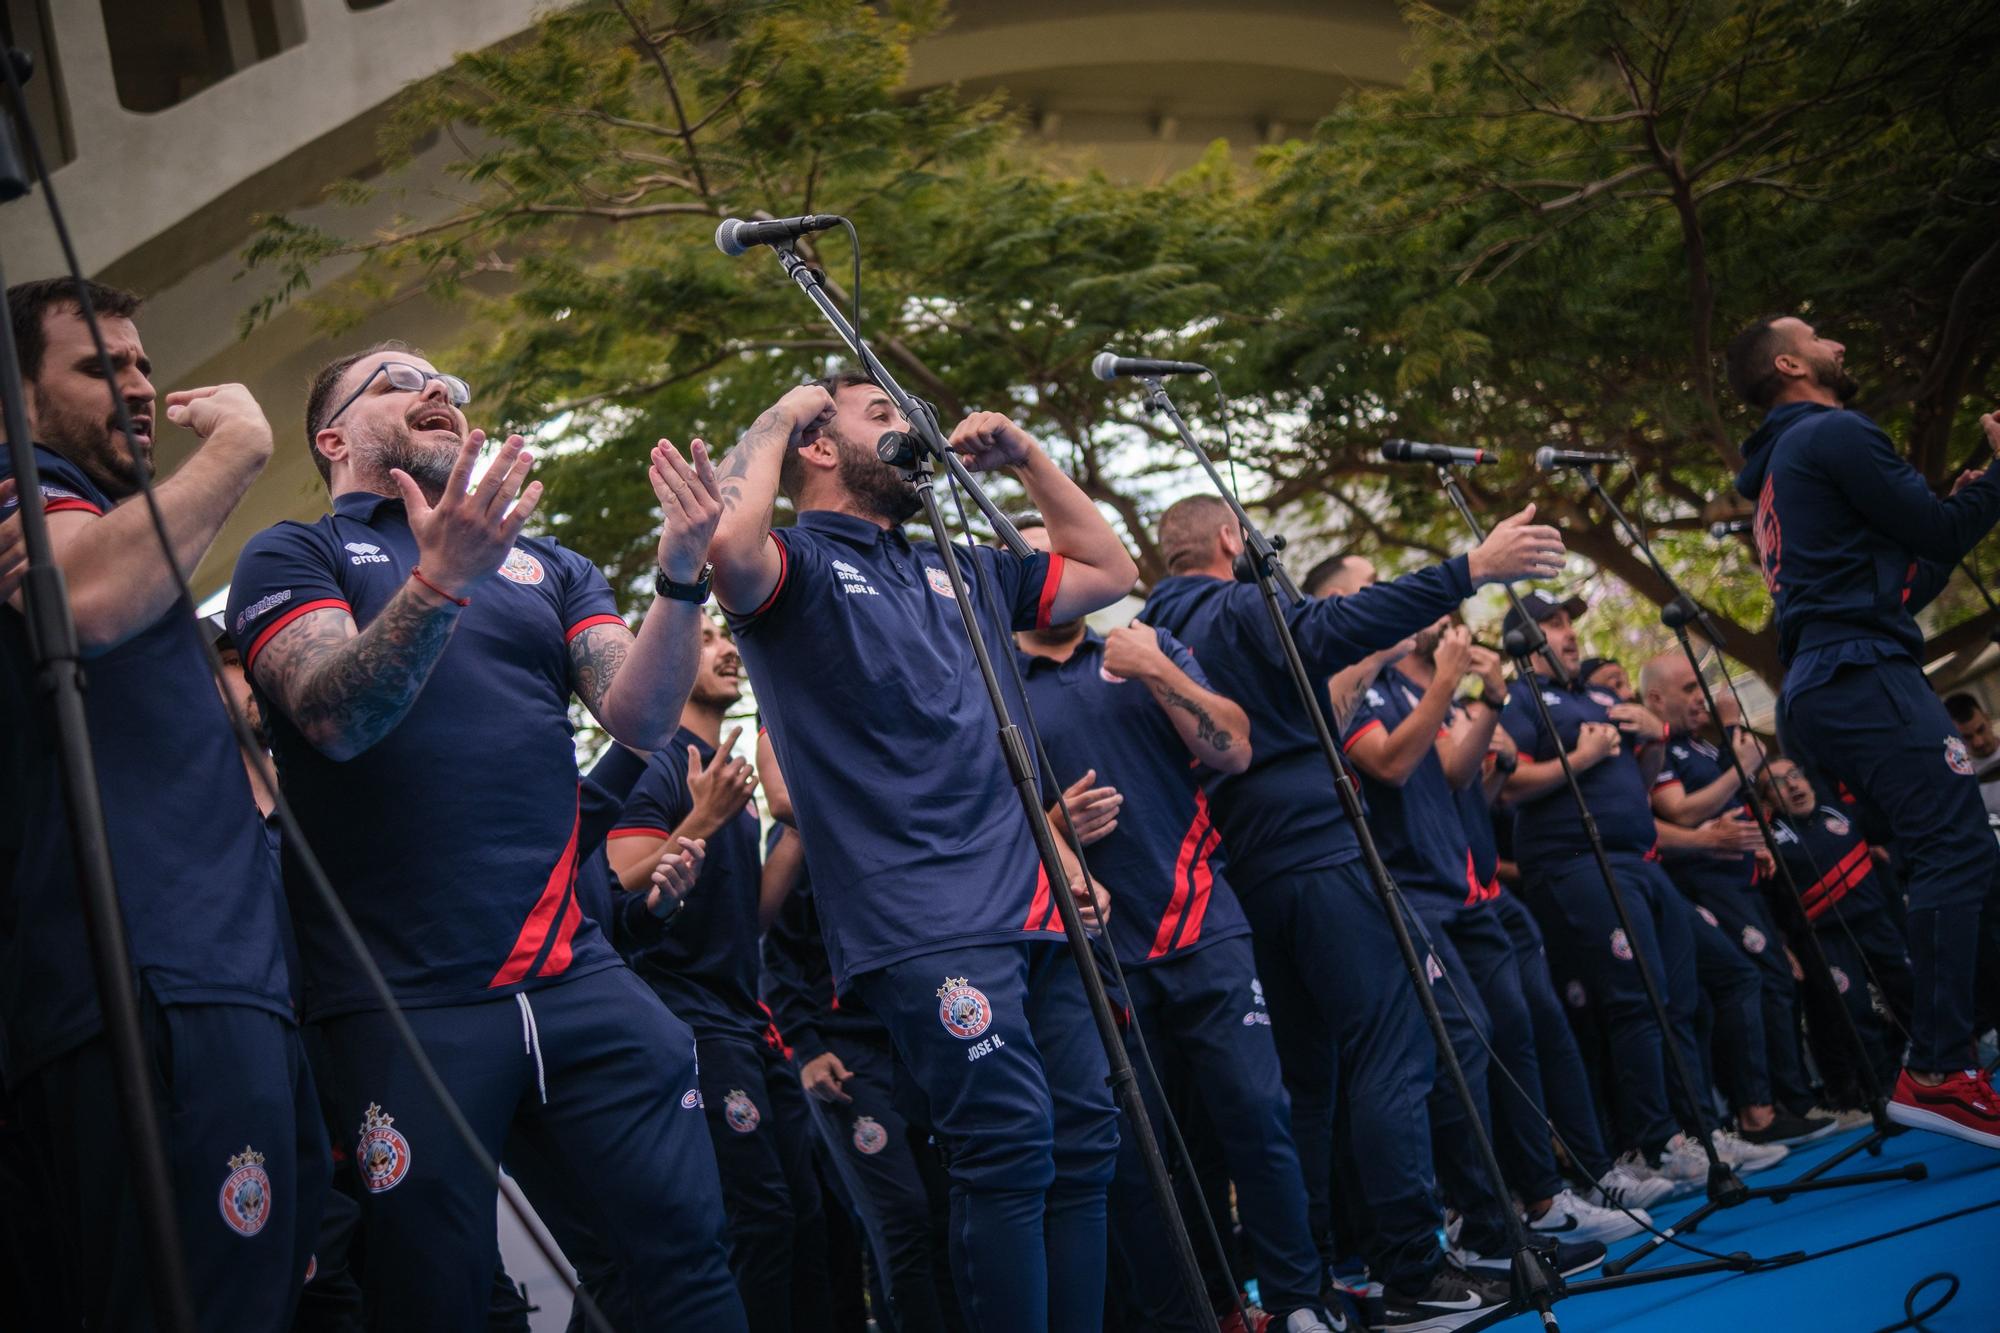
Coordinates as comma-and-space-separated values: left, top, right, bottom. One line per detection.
714, 218, 747, 256
1090, 352, 1119, 382
1532, 446, 1557, 472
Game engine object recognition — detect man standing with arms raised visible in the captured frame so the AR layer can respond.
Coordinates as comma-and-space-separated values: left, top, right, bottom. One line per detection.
228, 343, 743, 1329
1729, 314, 2000, 1148
708, 371, 1138, 1333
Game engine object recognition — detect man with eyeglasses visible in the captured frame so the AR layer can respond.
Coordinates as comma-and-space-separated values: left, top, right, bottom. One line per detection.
228, 341, 746, 1330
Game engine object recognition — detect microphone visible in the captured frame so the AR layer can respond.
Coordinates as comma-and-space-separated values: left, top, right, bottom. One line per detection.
876, 431, 920, 468
1090, 352, 1208, 381
1709, 517, 1754, 539
1380, 439, 1496, 467
713, 214, 845, 257
1534, 446, 1624, 471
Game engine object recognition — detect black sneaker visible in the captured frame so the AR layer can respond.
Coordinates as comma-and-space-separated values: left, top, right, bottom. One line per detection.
1374, 1266, 1507, 1331
1737, 1108, 1839, 1146
1452, 1236, 1606, 1279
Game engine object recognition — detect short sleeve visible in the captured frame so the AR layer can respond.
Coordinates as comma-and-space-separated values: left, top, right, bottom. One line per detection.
609, 749, 695, 841
227, 524, 351, 680
1654, 746, 1684, 790
724, 528, 821, 629
1499, 698, 1540, 760
964, 543, 1062, 633
580, 744, 651, 856
551, 543, 622, 643
0, 446, 107, 518
1343, 682, 1393, 753
1154, 627, 1213, 691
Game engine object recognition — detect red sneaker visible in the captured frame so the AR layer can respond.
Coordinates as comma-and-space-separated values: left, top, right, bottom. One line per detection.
1888, 1067, 2000, 1149
1216, 1306, 1272, 1333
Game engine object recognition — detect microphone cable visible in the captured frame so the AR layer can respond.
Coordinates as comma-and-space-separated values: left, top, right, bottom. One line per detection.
0, 50, 615, 1332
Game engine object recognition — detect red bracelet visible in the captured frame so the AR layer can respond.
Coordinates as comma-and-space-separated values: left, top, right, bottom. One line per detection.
410, 567, 470, 607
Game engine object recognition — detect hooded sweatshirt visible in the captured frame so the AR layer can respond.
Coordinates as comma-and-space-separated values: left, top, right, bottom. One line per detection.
1733, 401, 2000, 697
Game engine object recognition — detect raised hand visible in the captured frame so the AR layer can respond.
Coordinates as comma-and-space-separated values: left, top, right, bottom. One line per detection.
1982, 409, 2000, 457
1102, 622, 1169, 682
391, 430, 541, 599
1952, 468, 1986, 496
1433, 624, 1474, 684
645, 836, 706, 918
1468, 643, 1509, 700
1572, 720, 1621, 768
1466, 504, 1566, 586
650, 438, 722, 583
1055, 769, 1123, 846
686, 725, 756, 835
801, 1051, 855, 1105
775, 384, 838, 448
1730, 726, 1767, 778
0, 481, 22, 605
164, 383, 274, 461
947, 411, 1036, 472
1607, 700, 1665, 741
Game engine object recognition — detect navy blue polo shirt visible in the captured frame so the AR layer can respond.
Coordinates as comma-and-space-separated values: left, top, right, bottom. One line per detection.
725, 510, 1065, 983
1, 446, 293, 1083
227, 490, 622, 1019
607, 727, 765, 1041
1345, 667, 1482, 902
761, 844, 885, 1067
1655, 731, 1755, 896
1499, 677, 1659, 871
1014, 628, 1251, 968
1141, 560, 1473, 887
1771, 805, 1881, 922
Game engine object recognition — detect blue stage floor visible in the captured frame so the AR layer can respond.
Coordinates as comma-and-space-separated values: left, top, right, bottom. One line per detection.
1489, 1126, 2000, 1332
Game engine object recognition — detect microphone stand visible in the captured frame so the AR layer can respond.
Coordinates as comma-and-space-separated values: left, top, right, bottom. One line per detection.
1429, 466, 1788, 1301
758, 240, 1215, 1324
1561, 466, 1926, 1270
1142, 380, 1564, 1329
0, 48, 194, 1333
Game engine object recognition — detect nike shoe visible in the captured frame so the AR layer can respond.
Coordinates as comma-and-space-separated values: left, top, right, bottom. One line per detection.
1647, 1134, 1713, 1194
1887, 1067, 2000, 1149
1712, 1127, 1788, 1173
1736, 1108, 1838, 1147
1278, 1299, 1359, 1332
1452, 1236, 1605, 1279
1526, 1187, 1648, 1243
1373, 1266, 1508, 1331
1591, 1158, 1677, 1211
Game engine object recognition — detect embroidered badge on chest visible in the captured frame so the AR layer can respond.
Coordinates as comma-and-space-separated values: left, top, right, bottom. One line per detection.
936, 976, 992, 1039
925, 566, 956, 599
498, 547, 546, 585
852, 1116, 888, 1155
1945, 736, 1974, 776
218, 1145, 272, 1237
724, 1089, 761, 1133
1609, 928, 1634, 961
1823, 814, 1850, 837
356, 1103, 412, 1194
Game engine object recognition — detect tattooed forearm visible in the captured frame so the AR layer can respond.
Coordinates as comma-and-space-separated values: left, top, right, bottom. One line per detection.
1161, 686, 1235, 752
717, 408, 791, 521
256, 585, 461, 760
569, 621, 632, 721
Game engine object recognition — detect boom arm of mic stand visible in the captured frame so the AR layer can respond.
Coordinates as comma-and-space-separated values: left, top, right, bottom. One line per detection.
768, 244, 1031, 557
1575, 470, 1725, 647
1140, 379, 1303, 604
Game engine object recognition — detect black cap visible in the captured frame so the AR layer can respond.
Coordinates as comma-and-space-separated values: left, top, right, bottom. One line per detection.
1500, 590, 1587, 641
1578, 655, 1617, 684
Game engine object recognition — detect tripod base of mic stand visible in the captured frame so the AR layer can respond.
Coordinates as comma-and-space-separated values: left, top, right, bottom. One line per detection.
1771, 1114, 1909, 1195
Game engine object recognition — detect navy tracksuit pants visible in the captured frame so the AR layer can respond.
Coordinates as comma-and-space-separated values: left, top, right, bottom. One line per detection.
12, 1001, 327, 1333
1410, 895, 1568, 1207
1105, 934, 1323, 1326
1489, 892, 1614, 1180
1523, 853, 1704, 1156
312, 964, 745, 1332
856, 939, 1119, 1333
1686, 899, 1770, 1113
1794, 876, 1913, 1105
1690, 883, 1815, 1114
1781, 658, 2000, 1070
807, 1028, 960, 1333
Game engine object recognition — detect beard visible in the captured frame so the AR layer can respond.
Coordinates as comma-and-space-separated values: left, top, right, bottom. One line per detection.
1028, 618, 1086, 647
357, 420, 457, 493
36, 394, 147, 500
1807, 350, 1859, 404
835, 433, 921, 525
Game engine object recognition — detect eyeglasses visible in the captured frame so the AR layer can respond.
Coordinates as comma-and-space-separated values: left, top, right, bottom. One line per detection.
323, 361, 472, 428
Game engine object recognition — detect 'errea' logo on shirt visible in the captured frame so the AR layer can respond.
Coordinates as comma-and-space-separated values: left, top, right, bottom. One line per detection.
831, 558, 878, 598
345, 541, 391, 566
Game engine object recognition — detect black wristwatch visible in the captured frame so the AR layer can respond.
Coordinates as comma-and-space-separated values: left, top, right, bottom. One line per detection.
654, 562, 713, 604
1492, 749, 1519, 777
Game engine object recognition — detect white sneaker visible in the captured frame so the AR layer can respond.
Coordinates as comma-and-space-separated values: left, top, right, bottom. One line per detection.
1591, 1159, 1676, 1212
1650, 1135, 1712, 1195
1712, 1127, 1788, 1174
1525, 1187, 1647, 1243
1810, 1105, 1875, 1133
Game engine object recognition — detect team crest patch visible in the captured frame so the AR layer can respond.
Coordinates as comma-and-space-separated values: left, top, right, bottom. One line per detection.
852, 1116, 888, 1156
937, 976, 992, 1040
1564, 980, 1589, 1010
1588, 689, 1619, 707
1741, 925, 1768, 955
1698, 906, 1720, 928
724, 1090, 760, 1134
1099, 663, 1127, 684
1831, 966, 1851, 995
1425, 953, 1444, 984
1946, 736, 1975, 776
498, 547, 546, 585
1610, 928, 1634, 961
925, 566, 956, 599
1824, 814, 1850, 837
357, 1103, 411, 1194
304, 1254, 317, 1285
681, 1088, 702, 1110
218, 1145, 271, 1237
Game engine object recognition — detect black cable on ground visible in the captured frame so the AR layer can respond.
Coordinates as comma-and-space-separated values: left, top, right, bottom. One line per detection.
1871, 1273, 1962, 1333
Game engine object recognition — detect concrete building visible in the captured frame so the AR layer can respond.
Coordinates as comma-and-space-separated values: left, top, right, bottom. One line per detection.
0, 0, 1409, 599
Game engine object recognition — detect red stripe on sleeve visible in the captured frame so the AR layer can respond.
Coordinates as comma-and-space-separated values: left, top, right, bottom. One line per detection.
491, 799, 582, 988
42, 497, 103, 516
564, 613, 625, 643
1342, 718, 1385, 753
1036, 553, 1067, 631
747, 535, 790, 619
244, 598, 351, 675
606, 826, 674, 842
